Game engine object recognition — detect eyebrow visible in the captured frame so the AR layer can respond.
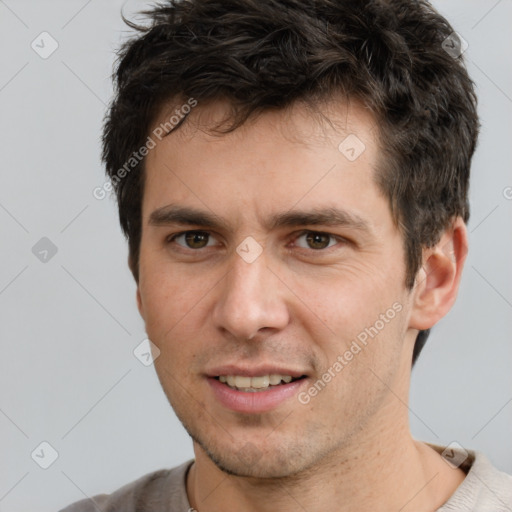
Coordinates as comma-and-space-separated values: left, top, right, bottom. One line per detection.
149, 204, 373, 235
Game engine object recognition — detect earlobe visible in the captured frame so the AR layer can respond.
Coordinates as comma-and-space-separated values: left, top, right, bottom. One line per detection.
409, 217, 468, 331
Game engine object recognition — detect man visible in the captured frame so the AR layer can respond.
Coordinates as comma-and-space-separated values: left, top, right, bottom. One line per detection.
61, 0, 512, 510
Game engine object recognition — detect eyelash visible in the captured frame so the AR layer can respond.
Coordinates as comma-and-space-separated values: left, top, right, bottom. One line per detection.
165, 230, 347, 254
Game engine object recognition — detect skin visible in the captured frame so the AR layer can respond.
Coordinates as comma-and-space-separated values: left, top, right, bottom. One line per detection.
136, 98, 468, 512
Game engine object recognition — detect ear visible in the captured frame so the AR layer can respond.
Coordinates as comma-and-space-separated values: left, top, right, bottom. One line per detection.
408, 217, 468, 331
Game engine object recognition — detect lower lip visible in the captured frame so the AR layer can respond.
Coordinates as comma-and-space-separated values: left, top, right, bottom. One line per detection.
207, 377, 307, 413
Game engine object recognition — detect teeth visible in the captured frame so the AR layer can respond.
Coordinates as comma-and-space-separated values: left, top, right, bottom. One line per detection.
251, 376, 269, 388
217, 374, 298, 390
234, 376, 251, 388
269, 374, 282, 385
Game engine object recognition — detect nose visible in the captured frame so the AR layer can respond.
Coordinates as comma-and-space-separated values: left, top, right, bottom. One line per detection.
211, 250, 290, 341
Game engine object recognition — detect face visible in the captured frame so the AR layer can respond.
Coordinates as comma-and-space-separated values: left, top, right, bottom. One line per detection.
137, 99, 416, 478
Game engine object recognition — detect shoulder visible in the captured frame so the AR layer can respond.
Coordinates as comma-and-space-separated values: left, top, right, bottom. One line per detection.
58, 459, 194, 512
429, 443, 512, 511
466, 450, 512, 509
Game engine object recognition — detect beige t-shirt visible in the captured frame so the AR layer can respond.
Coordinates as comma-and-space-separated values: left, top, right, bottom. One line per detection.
59, 444, 512, 511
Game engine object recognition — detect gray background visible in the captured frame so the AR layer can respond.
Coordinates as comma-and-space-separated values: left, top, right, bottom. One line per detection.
0, 1, 510, 510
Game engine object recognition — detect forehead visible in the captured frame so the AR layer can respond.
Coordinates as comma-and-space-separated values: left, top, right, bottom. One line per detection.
150, 97, 379, 152
142, 98, 387, 232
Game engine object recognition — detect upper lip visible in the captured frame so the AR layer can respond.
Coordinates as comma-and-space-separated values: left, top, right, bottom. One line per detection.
206, 365, 307, 378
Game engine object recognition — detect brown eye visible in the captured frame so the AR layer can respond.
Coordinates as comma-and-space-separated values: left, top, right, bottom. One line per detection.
306, 232, 331, 249
183, 231, 210, 249
295, 231, 337, 250
169, 231, 215, 250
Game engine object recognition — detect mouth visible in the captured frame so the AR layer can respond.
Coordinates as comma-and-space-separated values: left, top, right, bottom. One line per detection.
214, 374, 307, 392
206, 369, 309, 413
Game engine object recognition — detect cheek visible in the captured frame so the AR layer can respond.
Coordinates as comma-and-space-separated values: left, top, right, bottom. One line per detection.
289, 265, 393, 332
288, 264, 408, 373
138, 261, 185, 338
310, 301, 408, 414
138, 258, 220, 349
141, 277, 200, 380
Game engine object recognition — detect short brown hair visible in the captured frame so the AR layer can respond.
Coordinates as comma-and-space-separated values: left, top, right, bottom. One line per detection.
102, 0, 479, 365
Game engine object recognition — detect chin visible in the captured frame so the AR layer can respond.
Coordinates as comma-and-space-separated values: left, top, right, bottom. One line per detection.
188, 427, 323, 479
168, 388, 340, 479
204, 446, 302, 479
